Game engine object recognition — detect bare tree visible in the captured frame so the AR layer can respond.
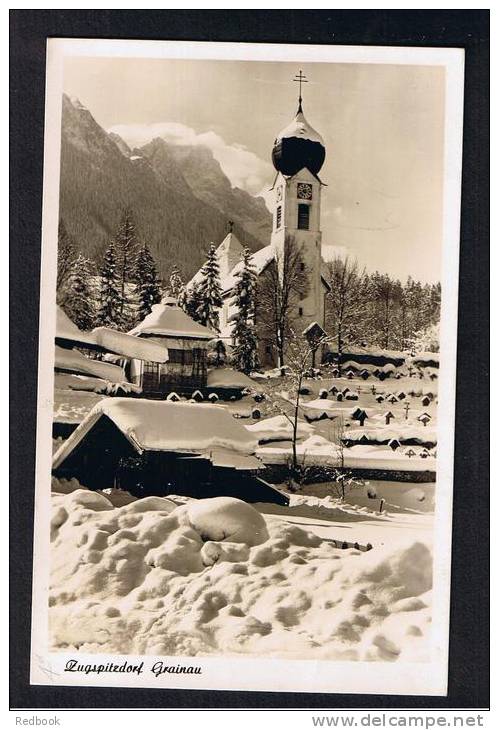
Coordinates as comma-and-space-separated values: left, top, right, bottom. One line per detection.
325, 256, 368, 375
269, 334, 328, 474
324, 415, 366, 500
257, 235, 310, 367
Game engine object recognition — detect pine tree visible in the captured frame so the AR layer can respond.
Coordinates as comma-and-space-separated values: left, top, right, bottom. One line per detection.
167, 266, 184, 301
63, 254, 96, 331
56, 219, 76, 306
135, 244, 162, 322
114, 208, 139, 319
179, 283, 203, 322
231, 248, 260, 373
195, 244, 223, 331
96, 240, 122, 328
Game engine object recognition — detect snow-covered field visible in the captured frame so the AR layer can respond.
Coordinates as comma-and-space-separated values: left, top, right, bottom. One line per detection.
49, 479, 433, 662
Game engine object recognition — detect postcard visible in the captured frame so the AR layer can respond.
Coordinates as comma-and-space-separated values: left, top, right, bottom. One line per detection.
30, 38, 464, 695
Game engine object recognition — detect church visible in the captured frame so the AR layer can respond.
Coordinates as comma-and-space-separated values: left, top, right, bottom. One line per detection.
189, 78, 331, 367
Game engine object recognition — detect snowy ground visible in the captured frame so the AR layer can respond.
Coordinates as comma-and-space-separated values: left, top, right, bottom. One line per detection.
49, 479, 434, 662
53, 388, 108, 425
49, 362, 438, 663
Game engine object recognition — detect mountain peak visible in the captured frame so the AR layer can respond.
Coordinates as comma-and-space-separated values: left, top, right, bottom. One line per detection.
59, 96, 272, 279
108, 132, 132, 157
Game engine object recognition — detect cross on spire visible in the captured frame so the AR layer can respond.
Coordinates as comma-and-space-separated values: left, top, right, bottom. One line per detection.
294, 69, 308, 112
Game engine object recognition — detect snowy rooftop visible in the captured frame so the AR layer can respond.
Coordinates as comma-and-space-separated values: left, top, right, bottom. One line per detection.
207, 368, 255, 390
129, 303, 215, 340
221, 245, 275, 294
56, 306, 168, 362
187, 232, 245, 290
54, 345, 126, 383
56, 307, 95, 347
53, 398, 259, 469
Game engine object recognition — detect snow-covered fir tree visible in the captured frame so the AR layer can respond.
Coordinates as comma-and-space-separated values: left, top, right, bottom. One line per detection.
195, 244, 223, 331
231, 247, 259, 373
179, 283, 203, 322
96, 240, 123, 328
114, 208, 140, 321
63, 254, 96, 331
409, 321, 440, 353
167, 266, 184, 301
135, 244, 162, 321
56, 219, 76, 302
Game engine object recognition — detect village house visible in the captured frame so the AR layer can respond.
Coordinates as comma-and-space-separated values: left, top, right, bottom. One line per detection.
52, 398, 288, 505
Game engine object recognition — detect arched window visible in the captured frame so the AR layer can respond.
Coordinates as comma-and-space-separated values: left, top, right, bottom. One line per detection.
297, 204, 310, 230
276, 205, 282, 230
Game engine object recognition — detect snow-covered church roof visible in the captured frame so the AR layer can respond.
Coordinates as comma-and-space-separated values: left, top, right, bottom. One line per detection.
218, 244, 331, 296
53, 398, 260, 469
220, 244, 275, 294
129, 303, 215, 340
188, 231, 245, 290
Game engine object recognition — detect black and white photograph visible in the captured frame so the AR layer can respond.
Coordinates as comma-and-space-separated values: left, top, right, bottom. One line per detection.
26, 36, 467, 697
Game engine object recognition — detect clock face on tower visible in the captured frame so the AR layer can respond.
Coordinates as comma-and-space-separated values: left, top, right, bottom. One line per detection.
276, 186, 283, 202
297, 182, 313, 200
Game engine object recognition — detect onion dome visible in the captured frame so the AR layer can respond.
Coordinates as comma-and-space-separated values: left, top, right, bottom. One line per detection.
272, 103, 326, 177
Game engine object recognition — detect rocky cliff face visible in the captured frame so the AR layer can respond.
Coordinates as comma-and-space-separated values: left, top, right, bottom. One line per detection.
59, 94, 271, 279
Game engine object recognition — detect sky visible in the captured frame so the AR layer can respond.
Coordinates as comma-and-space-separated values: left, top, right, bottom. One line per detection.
63, 57, 445, 283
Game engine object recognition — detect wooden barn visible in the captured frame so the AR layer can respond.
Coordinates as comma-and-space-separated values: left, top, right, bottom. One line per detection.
52, 398, 288, 505
128, 301, 215, 396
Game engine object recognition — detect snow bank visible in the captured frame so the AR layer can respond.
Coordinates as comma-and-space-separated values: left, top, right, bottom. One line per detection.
177, 497, 269, 546
257, 441, 436, 471
49, 490, 433, 660
246, 415, 314, 444
346, 425, 437, 446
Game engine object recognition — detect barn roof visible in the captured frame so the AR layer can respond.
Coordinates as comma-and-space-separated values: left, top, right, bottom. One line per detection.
52, 398, 259, 469
56, 306, 169, 363
129, 303, 215, 340
54, 345, 126, 383
56, 306, 95, 347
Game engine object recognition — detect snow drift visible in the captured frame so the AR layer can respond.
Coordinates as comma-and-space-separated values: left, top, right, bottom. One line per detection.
49, 487, 433, 661
246, 415, 314, 444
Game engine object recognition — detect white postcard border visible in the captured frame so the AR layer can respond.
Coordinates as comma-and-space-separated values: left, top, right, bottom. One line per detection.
30, 38, 464, 696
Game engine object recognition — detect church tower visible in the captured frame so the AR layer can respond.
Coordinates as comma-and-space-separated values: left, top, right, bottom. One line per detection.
270, 71, 326, 337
